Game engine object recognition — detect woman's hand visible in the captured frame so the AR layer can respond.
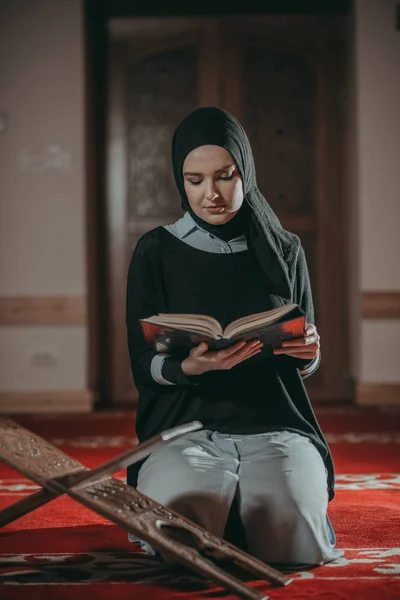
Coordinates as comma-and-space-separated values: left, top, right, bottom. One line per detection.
181, 339, 263, 376
272, 323, 320, 360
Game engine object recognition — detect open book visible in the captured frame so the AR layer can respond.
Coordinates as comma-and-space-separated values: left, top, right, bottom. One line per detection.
140, 303, 307, 354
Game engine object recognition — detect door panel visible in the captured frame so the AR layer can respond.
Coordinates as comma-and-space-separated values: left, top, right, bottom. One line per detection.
107, 21, 222, 403
126, 46, 198, 221
242, 45, 316, 215
221, 17, 349, 401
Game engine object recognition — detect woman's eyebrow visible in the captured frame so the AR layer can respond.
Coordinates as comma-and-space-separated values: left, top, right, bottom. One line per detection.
183, 164, 235, 176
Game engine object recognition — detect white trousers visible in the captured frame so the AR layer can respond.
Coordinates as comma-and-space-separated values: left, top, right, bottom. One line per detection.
130, 429, 343, 567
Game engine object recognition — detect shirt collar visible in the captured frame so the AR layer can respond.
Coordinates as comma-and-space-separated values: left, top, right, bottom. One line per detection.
179, 212, 245, 243
179, 212, 199, 239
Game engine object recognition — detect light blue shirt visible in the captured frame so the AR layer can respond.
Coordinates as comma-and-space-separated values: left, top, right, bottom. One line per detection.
164, 211, 248, 253
150, 212, 320, 384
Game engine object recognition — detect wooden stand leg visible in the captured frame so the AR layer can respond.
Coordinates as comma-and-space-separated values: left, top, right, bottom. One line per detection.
0, 488, 56, 527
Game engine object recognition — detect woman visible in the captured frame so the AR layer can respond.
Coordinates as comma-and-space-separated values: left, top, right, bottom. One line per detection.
126, 107, 342, 567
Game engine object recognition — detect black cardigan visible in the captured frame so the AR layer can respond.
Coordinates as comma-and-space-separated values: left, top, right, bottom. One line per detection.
126, 227, 335, 501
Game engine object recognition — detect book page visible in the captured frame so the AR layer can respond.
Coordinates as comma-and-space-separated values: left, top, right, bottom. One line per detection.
158, 313, 222, 329
141, 315, 222, 337
226, 315, 306, 346
223, 304, 298, 338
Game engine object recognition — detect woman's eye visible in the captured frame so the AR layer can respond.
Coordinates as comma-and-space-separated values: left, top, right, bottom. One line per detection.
189, 180, 202, 186
219, 174, 234, 181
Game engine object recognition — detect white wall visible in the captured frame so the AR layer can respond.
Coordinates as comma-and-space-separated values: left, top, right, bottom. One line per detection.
0, 0, 87, 393
354, 0, 400, 384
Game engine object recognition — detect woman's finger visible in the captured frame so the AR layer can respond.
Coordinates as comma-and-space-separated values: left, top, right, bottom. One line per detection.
241, 347, 263, 361
231, 342, 263, 363
192, 342, 209, 356
237, 341, 263, 358
220, 341, 262, 368
281, 323, 319, 348
281, 333, 319, 348
218, 339, 261, 360
305, 323, 317, 335
235, 340, 263, 356
216, 340, 248, 359
275, 344, 318, 354
225, 348, 262, 368
285, 351, 316, 360
282, 336, 317, 347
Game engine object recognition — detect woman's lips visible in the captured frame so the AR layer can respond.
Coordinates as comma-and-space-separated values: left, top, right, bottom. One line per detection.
206, 205, 226, 214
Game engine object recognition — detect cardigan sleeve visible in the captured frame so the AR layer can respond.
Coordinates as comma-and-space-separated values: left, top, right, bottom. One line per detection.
126, 236, 199, 389
293, 245, 321, 378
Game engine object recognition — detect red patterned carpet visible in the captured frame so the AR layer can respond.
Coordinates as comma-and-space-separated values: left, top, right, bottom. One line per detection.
0, 405, 399, 599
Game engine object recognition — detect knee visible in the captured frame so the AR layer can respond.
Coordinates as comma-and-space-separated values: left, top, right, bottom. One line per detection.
167, 492, 219, 524
244, 497, 328, 565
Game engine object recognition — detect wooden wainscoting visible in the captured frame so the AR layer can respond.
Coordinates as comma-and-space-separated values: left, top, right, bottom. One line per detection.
0, 390, 95, 414
356, 384, 400, 407
362, 291, 400, 320
0, 296, 87, 326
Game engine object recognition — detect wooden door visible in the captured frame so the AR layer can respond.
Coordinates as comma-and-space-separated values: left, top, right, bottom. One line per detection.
106, 16, 350, 405
220, 16, 350, 402
107, 19, 224, 404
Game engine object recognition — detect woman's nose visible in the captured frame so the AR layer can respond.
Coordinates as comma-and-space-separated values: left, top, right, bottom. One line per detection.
204, 181, 219, 201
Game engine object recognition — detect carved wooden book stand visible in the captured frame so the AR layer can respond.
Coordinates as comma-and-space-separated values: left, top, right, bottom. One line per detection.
0, 417, 291, 599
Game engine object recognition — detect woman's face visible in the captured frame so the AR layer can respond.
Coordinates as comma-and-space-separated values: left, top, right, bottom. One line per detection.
182, 145, 244, 224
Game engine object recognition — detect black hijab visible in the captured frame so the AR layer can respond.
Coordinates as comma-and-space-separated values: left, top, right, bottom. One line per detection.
171, 107, 300, 301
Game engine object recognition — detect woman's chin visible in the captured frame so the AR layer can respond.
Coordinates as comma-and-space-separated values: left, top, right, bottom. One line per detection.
202, 210, 233, 225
